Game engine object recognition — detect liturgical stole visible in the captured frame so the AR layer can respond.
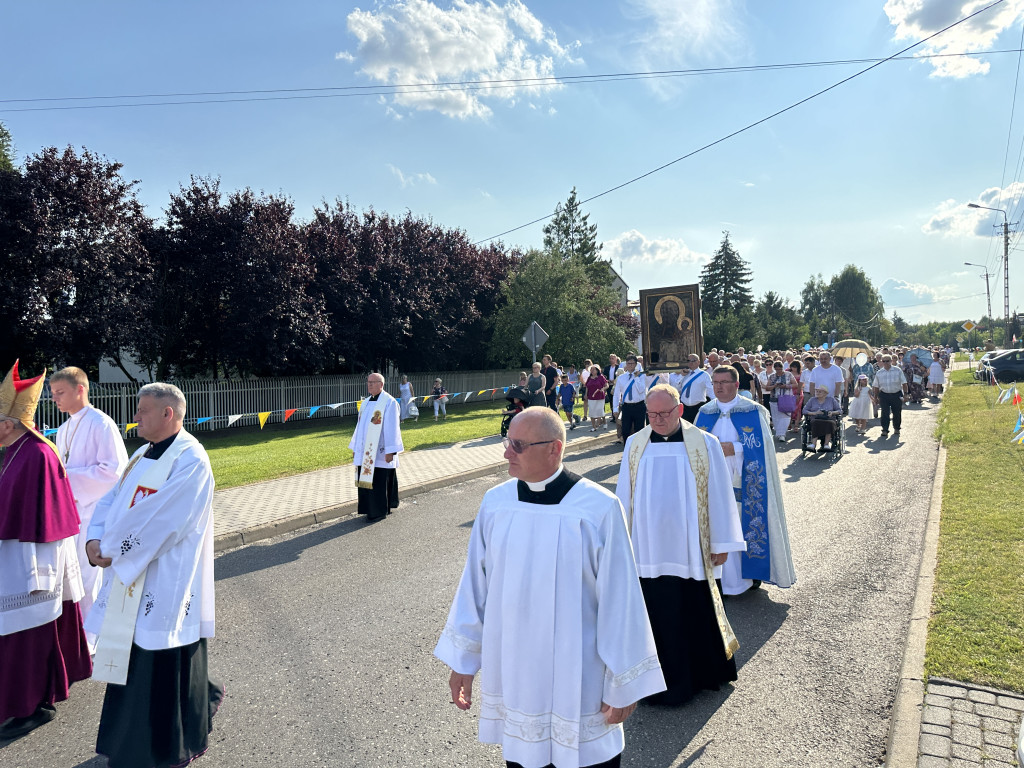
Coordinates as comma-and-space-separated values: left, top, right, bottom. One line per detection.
626, 421, 740, 659
355, 398, 386, 489
92, 437, 190, 685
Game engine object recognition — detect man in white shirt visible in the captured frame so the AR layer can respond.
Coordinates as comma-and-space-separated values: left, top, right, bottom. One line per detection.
612, 355, 648, 444
50, 366, 129, 645
807, 352, 844, 401
871, 355, 908, 438
437, 407, 665, 768
676, 354, 714, 423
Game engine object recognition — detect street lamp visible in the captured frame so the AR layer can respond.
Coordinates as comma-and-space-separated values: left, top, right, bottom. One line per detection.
967, 203, 1010, 344
963, 261, 994, 320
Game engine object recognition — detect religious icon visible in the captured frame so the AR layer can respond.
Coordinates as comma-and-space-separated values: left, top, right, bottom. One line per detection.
371, 410, 382, 425
639, 284, 703, 372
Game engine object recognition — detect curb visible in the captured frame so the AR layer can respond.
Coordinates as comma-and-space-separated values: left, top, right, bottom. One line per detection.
213, 429, 621, 552
884, 440, 946, 767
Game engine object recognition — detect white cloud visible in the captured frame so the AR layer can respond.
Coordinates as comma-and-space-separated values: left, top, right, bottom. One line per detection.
604, 229, 710, 265
387, 163, 437, 188
884, 0, 1024, 78
337, 0, 580, 119
880, 277, 963, 307
923, 182, 1024, 237
741, 181, 755, 188
620, 0, 744, 97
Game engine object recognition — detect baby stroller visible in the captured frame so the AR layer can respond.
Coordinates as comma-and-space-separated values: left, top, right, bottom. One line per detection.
800, 412, 845, 459
501, 386, 531, 437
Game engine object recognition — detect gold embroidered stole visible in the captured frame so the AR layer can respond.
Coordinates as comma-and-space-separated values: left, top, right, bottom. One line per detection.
92, 435, 190, 685
355, 397, 387, 490
627, 422, 740, 659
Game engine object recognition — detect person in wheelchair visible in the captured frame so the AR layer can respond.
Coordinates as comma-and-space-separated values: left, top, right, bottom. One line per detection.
802, 385, 843, 452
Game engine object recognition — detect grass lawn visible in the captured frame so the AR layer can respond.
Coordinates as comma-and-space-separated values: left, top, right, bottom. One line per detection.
928, 368, 1024, 692
162, 399, 591, 490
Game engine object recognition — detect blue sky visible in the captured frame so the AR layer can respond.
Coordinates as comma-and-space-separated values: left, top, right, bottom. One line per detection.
4, 0, 1024, 324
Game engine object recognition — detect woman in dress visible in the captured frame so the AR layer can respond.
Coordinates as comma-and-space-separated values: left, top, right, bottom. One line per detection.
584, 365, 608, 431
928, 353, 946, 398
766, 361, 795, 441
788, 360, 803, 430
431, 378, 448, 421
399, 375, 416, 421
526, 362, 546, 407
848, 373, 873, 434
903, 354, 927, 404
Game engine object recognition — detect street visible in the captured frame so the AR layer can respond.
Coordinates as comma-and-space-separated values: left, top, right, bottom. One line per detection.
3, 401, 941, 768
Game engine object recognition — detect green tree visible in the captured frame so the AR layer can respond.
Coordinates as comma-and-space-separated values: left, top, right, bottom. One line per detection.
702, 307, 763, 353
542, 187, 611, 284
699, 231, 753, 318
754, 291, 808, 350
488, 250, 632, 367
829, 264, 883, 342
0, 122, 14, 172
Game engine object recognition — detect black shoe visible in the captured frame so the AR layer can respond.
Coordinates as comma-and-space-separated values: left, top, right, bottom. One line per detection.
880, 431, 889, 437
750, 580, 763, 590
893, 430, 900, 437
0, 705, 56, 739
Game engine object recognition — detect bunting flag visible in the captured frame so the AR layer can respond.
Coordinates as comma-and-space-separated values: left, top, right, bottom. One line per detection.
283, 409, 296, 423
1013, 431, 1024, 445
327, 403, 343, 410
308, 406, 322, 417
478, 390, 487, 396
258, 412, 271, 429
227, 415, 242, 427
464, 392, 472, 402
197, 417, 212, 425
1013, 390, 1022, 406
356, 399, 363, 413
421, 396, 431, 403
124, 423, 138, 436
1016, 414, 1023, 432
503, 387, 509, 393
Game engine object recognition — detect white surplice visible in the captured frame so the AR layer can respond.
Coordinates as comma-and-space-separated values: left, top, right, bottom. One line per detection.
0, 536, 84, 635
84, 431, 215, 650
349, 390, 403, 471
56, 405, 129, 635
435, 477, 665, 768
615, 428, 745, 582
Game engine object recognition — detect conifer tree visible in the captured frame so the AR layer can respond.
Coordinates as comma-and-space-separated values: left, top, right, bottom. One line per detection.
542, 187, 611, 284
699, 231, 753, 317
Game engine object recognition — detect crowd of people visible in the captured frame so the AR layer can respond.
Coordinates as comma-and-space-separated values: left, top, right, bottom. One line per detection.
510, 345, 952, 450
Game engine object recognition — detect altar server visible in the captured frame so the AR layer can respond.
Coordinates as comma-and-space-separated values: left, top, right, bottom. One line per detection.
350, 372, 404, 522
51, 366, 128, 644
85, 383, 223, 768
615, 384, 744, 706
696, 366, 795, 597
0, 361, 91, 739
437, 407, 665, 768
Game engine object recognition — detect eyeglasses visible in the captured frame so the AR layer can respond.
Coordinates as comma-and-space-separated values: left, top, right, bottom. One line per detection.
647, 409, 678, 420
502, 437, 555, 454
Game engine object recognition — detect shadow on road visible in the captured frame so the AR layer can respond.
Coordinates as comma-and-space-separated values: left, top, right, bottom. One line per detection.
214, 514, 367, 580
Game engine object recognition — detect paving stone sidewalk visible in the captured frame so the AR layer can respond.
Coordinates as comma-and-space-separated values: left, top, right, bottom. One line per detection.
211, 420, 618, 548
918, 678, 1023, 767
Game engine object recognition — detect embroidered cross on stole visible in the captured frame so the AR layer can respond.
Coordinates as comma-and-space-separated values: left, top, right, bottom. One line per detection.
626, 422, 740, 659
92, 434, 191, 685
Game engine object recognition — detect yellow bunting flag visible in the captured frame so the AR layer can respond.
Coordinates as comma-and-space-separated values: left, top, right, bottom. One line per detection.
124, 423, 138, 436
356, 399, 363, 413
478, 390, 487, 395
258, 412, 271, 429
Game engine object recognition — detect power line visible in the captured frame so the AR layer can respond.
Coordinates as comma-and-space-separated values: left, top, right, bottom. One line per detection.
0, 48, 1020, 113
477, 0, 1008, 245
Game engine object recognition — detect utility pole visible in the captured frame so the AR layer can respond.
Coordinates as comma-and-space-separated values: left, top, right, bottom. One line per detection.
964, 262, 993, 320
1002, 217, 1010, 345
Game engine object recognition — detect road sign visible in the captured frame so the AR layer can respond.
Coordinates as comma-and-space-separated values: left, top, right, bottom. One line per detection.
522, 321, 549, 363
962, 321, 977, 332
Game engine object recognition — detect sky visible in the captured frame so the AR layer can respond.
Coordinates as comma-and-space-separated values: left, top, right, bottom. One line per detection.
4, 0, 1024, 325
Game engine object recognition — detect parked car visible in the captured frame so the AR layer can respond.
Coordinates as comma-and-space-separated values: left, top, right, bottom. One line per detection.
987, 350, 1024, 383
975, 349, 1009, 380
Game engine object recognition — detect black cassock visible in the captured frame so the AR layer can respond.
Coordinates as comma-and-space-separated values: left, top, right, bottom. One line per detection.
356, 394, 400, 522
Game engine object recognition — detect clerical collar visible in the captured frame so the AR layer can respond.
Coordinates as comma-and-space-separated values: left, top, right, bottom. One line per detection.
517, 467, 580, 505
145, 431, 180, 460
368, 393, 380, 402
718, 397, 739, 414
650, 424, 683, 442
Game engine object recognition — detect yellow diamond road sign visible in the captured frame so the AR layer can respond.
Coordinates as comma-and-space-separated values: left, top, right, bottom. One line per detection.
962, 321, 977, 332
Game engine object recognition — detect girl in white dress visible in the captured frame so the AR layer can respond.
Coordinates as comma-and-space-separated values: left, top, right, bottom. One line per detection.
848, 373, 873, 434
928, 355, 945, 398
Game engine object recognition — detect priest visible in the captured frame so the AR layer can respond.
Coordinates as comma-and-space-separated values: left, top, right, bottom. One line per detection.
85, 382, 223, 768
615, 384, 744, 706
695, 366, 795, 596
0, 361, 91, 739
350, 372, 404, 522
436, 407, 665, 768
50, 366, 129, 646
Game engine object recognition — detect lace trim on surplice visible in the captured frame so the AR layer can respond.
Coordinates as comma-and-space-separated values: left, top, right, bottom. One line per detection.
480, 691, 614, 747
604, 654, 661, 689
440, 623, 482, 654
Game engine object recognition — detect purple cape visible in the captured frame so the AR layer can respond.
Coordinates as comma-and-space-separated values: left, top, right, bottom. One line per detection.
0, 431, 81, 543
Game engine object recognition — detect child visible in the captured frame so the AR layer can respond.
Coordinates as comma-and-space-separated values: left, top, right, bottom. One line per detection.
848, 373, 873, 434
559, 374, 577, 429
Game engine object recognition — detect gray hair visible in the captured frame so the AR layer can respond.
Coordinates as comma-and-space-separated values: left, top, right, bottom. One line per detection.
138, 383, 187, 419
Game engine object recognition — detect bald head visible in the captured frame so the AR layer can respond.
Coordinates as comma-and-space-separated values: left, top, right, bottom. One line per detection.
512, 406, 566, 445
505, 407, 566, 482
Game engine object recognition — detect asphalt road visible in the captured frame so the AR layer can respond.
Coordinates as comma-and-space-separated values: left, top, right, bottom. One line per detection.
2, 399, 941, 768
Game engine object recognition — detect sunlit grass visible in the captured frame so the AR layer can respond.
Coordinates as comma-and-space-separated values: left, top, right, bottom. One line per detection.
928, 369, 1024, 692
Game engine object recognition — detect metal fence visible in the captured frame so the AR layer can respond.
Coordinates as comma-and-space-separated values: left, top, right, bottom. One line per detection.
34, 369, 526, 433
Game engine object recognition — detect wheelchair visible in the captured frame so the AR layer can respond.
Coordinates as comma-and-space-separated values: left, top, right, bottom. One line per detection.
799, 412, 845, 459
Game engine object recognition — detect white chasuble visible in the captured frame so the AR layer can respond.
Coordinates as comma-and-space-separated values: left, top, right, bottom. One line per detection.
615, 430, 745, 582
85, 431, 215, 657
435, 478, 665, 768
57, 405, 129, 631
349, 390, 403, 482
